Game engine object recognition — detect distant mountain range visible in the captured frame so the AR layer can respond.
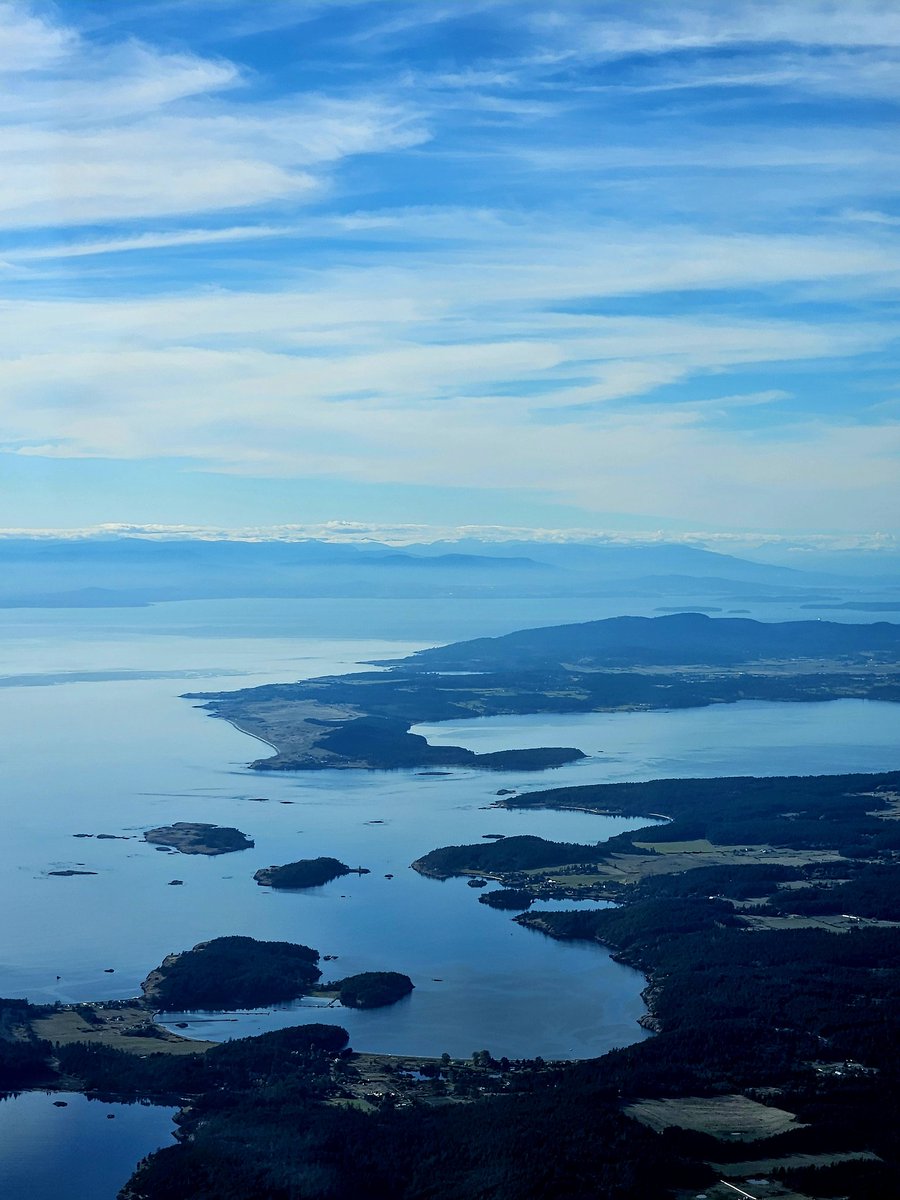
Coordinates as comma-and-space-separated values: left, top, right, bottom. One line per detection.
0, 535, 896, 608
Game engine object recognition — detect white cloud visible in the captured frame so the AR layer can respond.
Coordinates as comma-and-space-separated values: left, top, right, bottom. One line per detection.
0, 97, 426, 228
0, 267, 886, 387
840, 209, 900, 227
592, 48, 900, 101
0, 1, 74, 72
0, 5, 426, 230
2, 223, 302, 261
682, 388, 791, 412
0, 42, 241, 121
0, 290, 895, 534
532, 2, 900, 58
518, 133, 900, 174
440, 2, 900, 111
0, 2, 897, 538
0, 132, 315, 228
0, 209, 893, 501
0, 521, 894, 555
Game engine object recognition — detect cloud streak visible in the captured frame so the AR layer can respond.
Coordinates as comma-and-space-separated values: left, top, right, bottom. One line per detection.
0, 4, 426, 230
0, 0, 898, 537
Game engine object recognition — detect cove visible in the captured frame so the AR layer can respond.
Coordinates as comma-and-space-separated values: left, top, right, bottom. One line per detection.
0, 1091, 176, 1200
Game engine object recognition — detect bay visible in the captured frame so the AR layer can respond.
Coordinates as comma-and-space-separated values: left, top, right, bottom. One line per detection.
1, 595, 899, 1200
0, 1091, 175, 1200
1, 597, 898, 1063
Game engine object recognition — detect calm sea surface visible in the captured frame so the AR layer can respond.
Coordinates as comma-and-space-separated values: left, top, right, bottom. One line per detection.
0, 1091, 176, 1200
1, 596, 898, 1196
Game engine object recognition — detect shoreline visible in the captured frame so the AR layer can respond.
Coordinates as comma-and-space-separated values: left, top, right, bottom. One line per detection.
213, 714, 281, 757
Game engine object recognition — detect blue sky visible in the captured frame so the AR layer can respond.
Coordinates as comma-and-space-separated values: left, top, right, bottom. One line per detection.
0, 0, 898, 547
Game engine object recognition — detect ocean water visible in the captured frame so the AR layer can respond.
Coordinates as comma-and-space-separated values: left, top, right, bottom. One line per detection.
1, 596, 898, 1197
0, 1091, 176, 1200
2, 598, 899, 1057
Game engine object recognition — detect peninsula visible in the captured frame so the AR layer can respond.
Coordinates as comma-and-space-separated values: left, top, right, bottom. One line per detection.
186, 614, 900, 772
414, 770, 900, 901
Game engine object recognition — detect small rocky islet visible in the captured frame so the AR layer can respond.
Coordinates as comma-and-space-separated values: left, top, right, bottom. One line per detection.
142, 822, 254, 856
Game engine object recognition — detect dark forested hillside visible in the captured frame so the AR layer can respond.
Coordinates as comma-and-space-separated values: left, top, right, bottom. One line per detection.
142, 937, 322, 1010
401, 612, 900, 671
505, 770, 900, 854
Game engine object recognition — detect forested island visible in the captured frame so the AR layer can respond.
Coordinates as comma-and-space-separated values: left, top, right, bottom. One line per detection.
326, 971, 414, 1008
141, 936, 323, 1010
412, 834, 610, 880
253, 856, 360, 889
186, 614, 900, 771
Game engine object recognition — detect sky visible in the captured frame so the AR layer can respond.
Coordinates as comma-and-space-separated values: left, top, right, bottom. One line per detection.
0, 0, 898, 547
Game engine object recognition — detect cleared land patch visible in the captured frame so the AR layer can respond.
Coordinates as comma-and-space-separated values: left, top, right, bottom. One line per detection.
32, 1006, 214, 1055
536, 846, 843, 891
674, 1184, 812, 1200
625, 1094, 804, 1141
740, 913, 900, 933
866, 788, 900, 820
633, 838, 717, 854
714, 1149, 880, 1178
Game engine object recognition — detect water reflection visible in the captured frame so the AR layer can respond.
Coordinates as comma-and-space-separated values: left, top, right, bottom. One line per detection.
0, 1091, 175, 1200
